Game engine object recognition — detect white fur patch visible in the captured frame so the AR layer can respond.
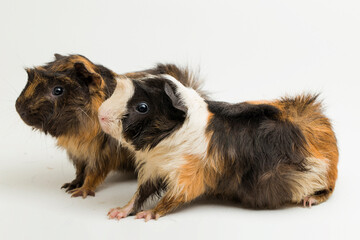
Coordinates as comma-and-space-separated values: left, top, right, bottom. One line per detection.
98, 76, 134, 141
289, 157, 330, 203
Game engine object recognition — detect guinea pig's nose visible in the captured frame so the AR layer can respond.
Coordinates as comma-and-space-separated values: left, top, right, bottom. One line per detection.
98, 114, 109, 123
19, 110, 28, 118
100, 116, 108, 122
98, 106, 112, 125
15, 103, 28, 118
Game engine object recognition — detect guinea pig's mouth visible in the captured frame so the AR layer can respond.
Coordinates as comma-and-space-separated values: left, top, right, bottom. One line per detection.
16, 102, 48, 131
17, 111, 44, 130
26, 118, 49, 133
122, 113, 129, 120
32, 124, 47, 133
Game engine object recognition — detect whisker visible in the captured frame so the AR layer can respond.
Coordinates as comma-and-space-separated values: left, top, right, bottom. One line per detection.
78, 107, 94, 125
3, 79, 20, 97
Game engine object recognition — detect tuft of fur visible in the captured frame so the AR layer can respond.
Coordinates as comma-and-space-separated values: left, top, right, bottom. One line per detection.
124, 63, 209, 99
15, 54, 208, 198
147, 64, 209, 99
99, 71, 338, 221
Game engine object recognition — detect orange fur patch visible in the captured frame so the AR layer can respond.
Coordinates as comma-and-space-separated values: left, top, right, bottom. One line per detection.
154, 152, 219, 217
124, 72, 148, 78
177, 155, 206, 200
153, 194, 186, 217
23, 82, 37, 98
207, 112, 214, 123
49, 55, 95, 72
23, 71, 44, 98
90, 94, 105, 114
81, 170, 107, 191
57, 112, 102, 161
272, 96, 339, 191
246, 100, 271, 105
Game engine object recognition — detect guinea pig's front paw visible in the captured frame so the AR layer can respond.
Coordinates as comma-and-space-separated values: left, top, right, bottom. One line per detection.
61, 179, 83, 193
135, 210, 161, 222
108, 207, 132, 220
69, 187, 95, 198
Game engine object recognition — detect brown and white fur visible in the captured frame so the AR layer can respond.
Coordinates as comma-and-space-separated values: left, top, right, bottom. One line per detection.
15, 54, 208, 198
98, 72, 338, 221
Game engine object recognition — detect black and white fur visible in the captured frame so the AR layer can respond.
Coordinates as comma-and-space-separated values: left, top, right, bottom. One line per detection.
98, 72, 338, 221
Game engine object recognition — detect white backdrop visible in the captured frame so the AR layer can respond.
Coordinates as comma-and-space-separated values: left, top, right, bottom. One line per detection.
0, 0, 359, 239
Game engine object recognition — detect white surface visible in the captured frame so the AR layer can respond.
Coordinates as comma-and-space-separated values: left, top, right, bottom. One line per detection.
0, 0, 359, 239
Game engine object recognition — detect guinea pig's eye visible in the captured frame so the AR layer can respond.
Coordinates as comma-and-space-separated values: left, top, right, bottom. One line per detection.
52, 86, 64, 96
135, 102, 149, 114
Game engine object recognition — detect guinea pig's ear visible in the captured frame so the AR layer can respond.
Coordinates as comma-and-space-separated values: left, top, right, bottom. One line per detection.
54, 53, 64, 60
74, 62, 102, 87
164, 82, 187, 113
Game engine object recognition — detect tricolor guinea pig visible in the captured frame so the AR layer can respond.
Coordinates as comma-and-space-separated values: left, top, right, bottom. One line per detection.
98, 72, 338, 221
15, 54, 207, 198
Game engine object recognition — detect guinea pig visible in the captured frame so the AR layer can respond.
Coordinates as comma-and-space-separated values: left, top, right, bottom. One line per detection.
15, 54, 208, 198
98, 73, 338, 221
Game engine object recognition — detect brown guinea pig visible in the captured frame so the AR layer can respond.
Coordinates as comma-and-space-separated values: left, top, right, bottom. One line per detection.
15, 54, 208, 198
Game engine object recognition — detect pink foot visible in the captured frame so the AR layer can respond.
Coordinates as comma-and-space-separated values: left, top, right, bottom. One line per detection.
303, 196, 317, 208
135, 210, 160, 222
107, 207, 131, 220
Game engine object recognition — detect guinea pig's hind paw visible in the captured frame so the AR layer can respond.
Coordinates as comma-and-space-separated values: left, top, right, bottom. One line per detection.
302, 196, 317, 208
135, 210, 160, 222
69, 187, 95, 198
